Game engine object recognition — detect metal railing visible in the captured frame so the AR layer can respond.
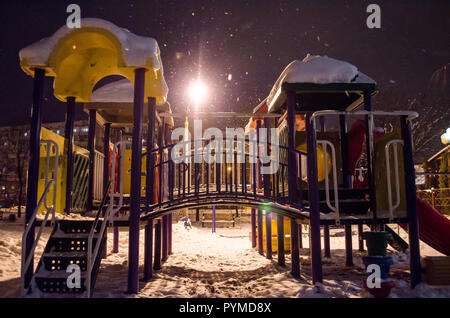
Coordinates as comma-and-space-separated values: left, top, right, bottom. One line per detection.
86, 140, 128, 297
21, 140, 59, 296
93, 150, 105, 201
385, 139, 404, 221
141, 136, 307, 215
317, 140, 340, 224
86, 181, 111, 298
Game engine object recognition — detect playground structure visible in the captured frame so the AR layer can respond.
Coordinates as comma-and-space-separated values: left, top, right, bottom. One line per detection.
18, 18, 450, 298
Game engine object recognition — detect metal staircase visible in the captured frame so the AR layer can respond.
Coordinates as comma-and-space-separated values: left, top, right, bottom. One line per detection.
21, 139, 113, 297
29, 219, 105, 296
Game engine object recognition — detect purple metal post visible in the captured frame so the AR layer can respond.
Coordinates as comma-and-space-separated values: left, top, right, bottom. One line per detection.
305, 113, 323, 284
339, 115, 353, 266
168, 213, 173, 255
102, 123, 111, 194
162, 215, 168, 262
298, 224, 303, 249
143, 220, 153, 281
102, 122, 111, 258
257, 209, 263, 255
212, 200, 216, 233
344, 225, 353, 266
363, 93, 377, 226
251, 208, 256, 248
400, 115, 421, 288
154, 219, 162, 270
277, 214, 285, 266
265, 211, 272, 259
358, 224, 364, 251
166, 125, 174, 201
64, 97, 75, 215
323, 225, 331, 258
158, 119, 165, 206
256, 120, 262, 190
290, 218, 300, 278
87, 109, 96, 211
146, 97, 156, 206
127, 68, 146, 294
113, 129, 122, 254
24, 68, 45, 288
286, 91, 298, 204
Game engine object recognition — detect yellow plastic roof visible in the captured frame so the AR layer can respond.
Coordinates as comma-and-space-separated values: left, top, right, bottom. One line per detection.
19, 18, 168, 104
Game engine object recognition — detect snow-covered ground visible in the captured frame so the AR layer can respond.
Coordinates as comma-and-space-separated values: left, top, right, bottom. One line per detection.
1, 215, 449, 298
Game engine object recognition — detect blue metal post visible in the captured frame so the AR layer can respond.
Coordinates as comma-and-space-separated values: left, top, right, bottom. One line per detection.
87, 109, 96, 211
305, 114, 323, 284
401, 116, 421, 288
24, 68, 45, 289
251, 208, 256, 248
127, 68, 146, 294
64, 97, 75, 215
143, 220, 153, 281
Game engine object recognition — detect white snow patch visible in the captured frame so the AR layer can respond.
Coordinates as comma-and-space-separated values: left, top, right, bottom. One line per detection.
19, 18, 162, 70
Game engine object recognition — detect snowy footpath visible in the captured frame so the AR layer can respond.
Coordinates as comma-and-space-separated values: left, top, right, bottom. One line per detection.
1, 217, 449, 298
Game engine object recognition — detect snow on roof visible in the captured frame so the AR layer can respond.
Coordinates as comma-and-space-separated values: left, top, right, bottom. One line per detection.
91, 78, 174, 126
266, 54, 375, 110
91, 79, 135, 103
19, 18, 162, 70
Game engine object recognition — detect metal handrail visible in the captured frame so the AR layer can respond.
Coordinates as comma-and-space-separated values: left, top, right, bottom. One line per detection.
86, 181, 111, 298
21, 140, 59, 295
310, 110, 419, 122
86, 140, 129, 297
317, 140, 340, 224
385, 139, 404, 221
41, 140, 59, 221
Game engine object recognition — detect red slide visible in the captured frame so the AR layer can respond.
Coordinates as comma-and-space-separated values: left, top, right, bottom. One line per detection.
400, 198, 450, 256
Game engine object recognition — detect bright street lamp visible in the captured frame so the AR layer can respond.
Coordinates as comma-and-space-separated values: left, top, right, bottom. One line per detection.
188, 80, 208, 109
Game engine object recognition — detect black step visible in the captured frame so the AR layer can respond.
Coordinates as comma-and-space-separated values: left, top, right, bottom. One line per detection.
58, 220, 100, 234
44, 236, 100, 253
35, 276, 86, 294
42, 252, 87, 271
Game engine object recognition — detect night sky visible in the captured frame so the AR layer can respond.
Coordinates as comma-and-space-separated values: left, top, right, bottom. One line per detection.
0, 0, 448, 159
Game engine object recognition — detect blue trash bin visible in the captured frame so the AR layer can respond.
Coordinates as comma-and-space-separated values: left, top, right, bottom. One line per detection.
362, 256, 393, 280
